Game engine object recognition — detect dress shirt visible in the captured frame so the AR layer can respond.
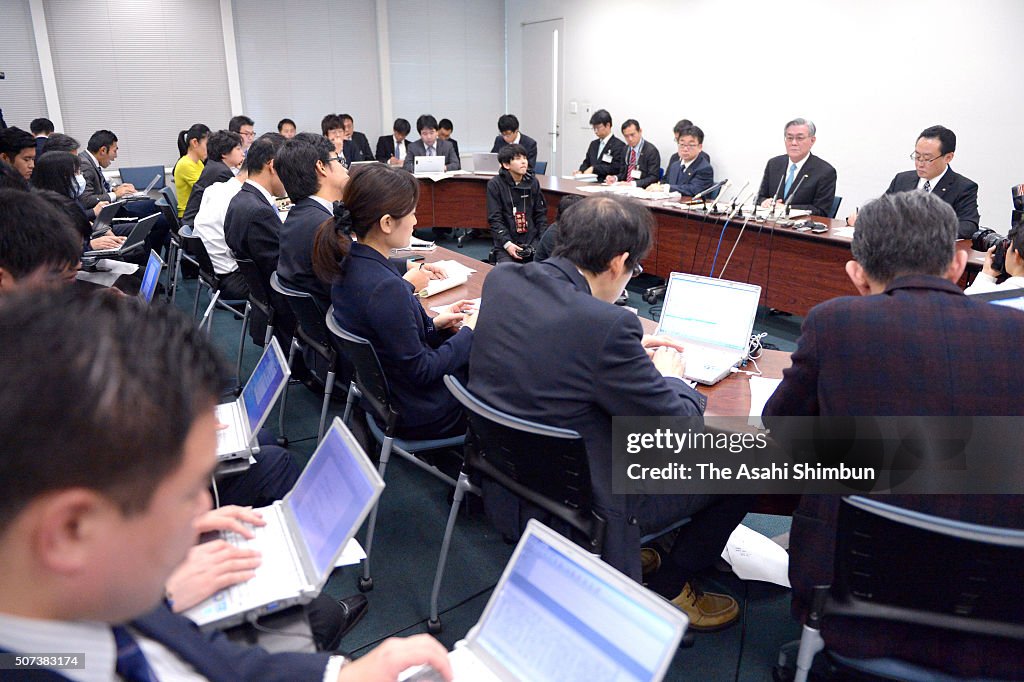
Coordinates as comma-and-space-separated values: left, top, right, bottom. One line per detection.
245, 178, 277, 206
964, 272, 1024, 295
193, 178, 244, 275
310, 195, 334, 214
596, 133, 611, 160
87, 150, 116, 202
918, 165, 948, 191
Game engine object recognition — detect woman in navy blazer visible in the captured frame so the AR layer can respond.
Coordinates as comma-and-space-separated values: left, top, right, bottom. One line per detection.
313, 164, 475, 439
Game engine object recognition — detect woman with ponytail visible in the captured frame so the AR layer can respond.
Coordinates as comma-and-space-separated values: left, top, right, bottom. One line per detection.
172, 123, 210, 217
313, 164, 476, 439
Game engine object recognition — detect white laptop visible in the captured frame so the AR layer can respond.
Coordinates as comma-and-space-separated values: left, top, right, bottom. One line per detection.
124, 173, 162, 200
472, 152, 501, 175
414, 155, 446, 173
83, 213, 157, 259
403, 520, 688, 682
655, 272, 762, 385
138, 249, 163, 303
215, 337, 290, 462
185, 418, 384, 630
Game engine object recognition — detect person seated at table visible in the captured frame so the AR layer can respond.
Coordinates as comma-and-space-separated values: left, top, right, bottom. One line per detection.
608, 119, 660, 188
756, 117, 836, 217
486, 144, 547, 263
375, 117, 411, 166
661, 125, 715, 197
340, 113, 374, 163
437, 118, 460, 160
313, 164, 475, 439
277, 117, 297, 139
965, 218, 1024, 294
182, 129, 244, 226
0, 127, 37, 181
404, 115, 460, 172
490, 114, 538, 170
38, 132, 79, 157
574, 109, 625, 182
534, 194, 581, 262
0, 188, 82, 293
469, 194, 750, 630
78, 129, 135, 210
173, 123, 211, 217
30, 153, 125, 253
229, 114, 256, 155
321, 113, 358, 167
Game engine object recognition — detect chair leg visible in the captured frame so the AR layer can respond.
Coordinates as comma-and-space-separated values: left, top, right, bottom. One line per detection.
277, 338, 298, 446
235, 302, 250, 394
317, 370, 336, 443
359, 436, 394, 592
263, 321, 274, 347
428, 471, 472, 633
170, 243, 181, 304
192, 279, 202, 318
342, 381, 358, 426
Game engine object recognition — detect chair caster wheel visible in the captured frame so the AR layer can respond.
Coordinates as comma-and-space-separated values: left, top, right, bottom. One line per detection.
427, 618, 442, 634
276, 437, 288, 447
358, 577, 374, 592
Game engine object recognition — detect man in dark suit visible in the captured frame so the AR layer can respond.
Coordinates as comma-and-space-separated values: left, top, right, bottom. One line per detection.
469, 195, 751, 631
574, 108, 626, 182
30, 117, 53, 158
665, 118, 713, 171
78, 130, 136, 210
437, 118, 460, 160
375, 117, 411, 166
490, 113, 538, 170
181, 129, 243, 226
224, 134, 287, 287
763, 190, 1024, 679
756, 118, 837, 217
403, 114, 460, 172
849, 125, 980, 239
0, 288, 453, 681
0, 127, 37, 181
340, 113, 374, 163
662, 125, 714, 196
609, 119, 660, 188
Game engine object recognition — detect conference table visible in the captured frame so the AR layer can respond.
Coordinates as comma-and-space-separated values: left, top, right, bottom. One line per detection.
412, 174, 986, 318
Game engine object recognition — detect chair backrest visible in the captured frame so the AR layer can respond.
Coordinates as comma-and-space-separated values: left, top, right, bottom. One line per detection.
443, 375, 606, 553
324, 307, 398, 432
235, 258, 273, 311
179, 227, 218, 286
829, 496, 1024, 641
535, 160, 547, 175
155, 198, 182, 238
269, 272, 337, 362
830, 195, 842, 219
119, 165, 166, 190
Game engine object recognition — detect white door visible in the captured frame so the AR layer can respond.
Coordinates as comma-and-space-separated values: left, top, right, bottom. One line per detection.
520, 18, 563, 176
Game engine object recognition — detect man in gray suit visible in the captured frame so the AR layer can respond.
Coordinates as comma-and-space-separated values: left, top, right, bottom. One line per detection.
403, 114, 460, 172
78, 129, 137, 210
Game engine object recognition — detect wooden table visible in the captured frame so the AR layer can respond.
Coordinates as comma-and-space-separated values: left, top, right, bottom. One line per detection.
415, 174, 986, 317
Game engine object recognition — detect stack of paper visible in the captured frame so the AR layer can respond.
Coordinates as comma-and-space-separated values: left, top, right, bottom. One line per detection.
416, 260, 477, 298
563, 173, 597, 182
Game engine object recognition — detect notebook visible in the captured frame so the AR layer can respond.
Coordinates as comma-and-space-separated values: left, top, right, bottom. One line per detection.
403, 520, 687, 682
138, 249, 163, 303
414, 155, 446, 173
655, 272, 762, 385
215, 337, 290, 462
82, 213, 157, 259
124, 173, 162, 200
473, 152, 501, 175
185, 418, 384, 630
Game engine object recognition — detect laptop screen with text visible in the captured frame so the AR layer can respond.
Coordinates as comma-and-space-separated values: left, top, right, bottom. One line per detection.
139, 250, 162, 303
659, 274, 760, 352
241, 345, 287, 436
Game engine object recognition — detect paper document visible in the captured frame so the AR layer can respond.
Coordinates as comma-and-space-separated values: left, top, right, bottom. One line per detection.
747, 376, 783, 429
76, 259, 139, 287
418, 273, 468, 298
430, 298, 480, 315
832, 226, 855, 239
563, 173, 597, 182
334, 538, 366, 567
393, 235, 437, 253
721, 523, 790, 587
414, 170, 469, 182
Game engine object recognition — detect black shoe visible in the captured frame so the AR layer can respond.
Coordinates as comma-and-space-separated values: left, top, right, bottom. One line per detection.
308, 593, 369, 651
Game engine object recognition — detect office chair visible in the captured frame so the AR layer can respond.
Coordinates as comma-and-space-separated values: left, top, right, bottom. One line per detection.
782, 496, 1024, 682
325, 309, 464, 592
829, 196, 842, 220
234, 259, 275, 348
535, 160, 547, 175
118, 165, 166, 191
155, 197, 185, 303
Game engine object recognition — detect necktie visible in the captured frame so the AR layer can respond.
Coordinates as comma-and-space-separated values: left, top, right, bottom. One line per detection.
625, 148, 637, 181
396, 140, 403, 160
427, 146, 435, 157
923, 179, 932, 192
112, 626, 157, 682
783, 162, 797, 197
597, 138, 607, 161
97, 161, 111, 192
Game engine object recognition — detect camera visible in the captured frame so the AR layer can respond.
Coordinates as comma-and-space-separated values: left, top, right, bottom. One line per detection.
971, 228, 1010, 273
516, 244, 535, 262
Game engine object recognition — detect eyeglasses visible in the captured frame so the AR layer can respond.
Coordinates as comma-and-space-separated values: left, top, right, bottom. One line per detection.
240, 131, 256, 138
784, 135, 810, 143
677, 143, 700, 149
631, 263, 644, 278
910, 152, 944, 164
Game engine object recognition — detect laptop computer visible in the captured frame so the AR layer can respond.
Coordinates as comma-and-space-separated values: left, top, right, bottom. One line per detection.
655, 272, 762, 385
185, 417, 385, 630
473, 152, 501, 175
138, 249, 164, 303
124, 173, 162, 200
404, 520, 687, 682
967, 286, 1024, 310
215, 337, 290, 462
89, 200, 127, 238
414, 155, 446, 173
82, 212, 157, 259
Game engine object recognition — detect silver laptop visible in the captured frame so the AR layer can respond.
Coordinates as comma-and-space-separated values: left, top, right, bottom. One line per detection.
473, 152, 501, 175
655, 272, 762, 385
185, 418, 385, 630
82, 213, 157, 259
215, 337, 290, 462
89, 200, 127, 238
414, 155, 446, 173
124, 173, 162, 200
138, 249, 164, 303
405, 520, 687, 682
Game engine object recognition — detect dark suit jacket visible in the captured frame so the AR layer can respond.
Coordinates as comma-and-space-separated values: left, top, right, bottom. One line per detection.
445, 137, 460, 159
374, 134, 410, 163
278, 197, 333, 310
223, 181, 282, 287
78, 151, 111, 210
491, 133, 539, 169
330, 243, 473, 432
403, 138, 460, 172
579, 135, 626, 181
617, 140, 661, 188
886, 167, 980, 239
763, 275, 1024, 677
468, 257, 706, 578
35, 136, 46, 158
349, 131, 374, 163
182, 159, 234, 226
663, 153, 714, 197
756, 153, 837, 217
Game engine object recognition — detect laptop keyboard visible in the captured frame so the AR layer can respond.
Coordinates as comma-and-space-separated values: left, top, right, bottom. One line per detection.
220, 511, 300, 608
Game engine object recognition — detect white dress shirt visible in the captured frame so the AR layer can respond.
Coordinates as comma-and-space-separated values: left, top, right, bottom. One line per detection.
918, 165, 948, 191
193, 178, 243, 275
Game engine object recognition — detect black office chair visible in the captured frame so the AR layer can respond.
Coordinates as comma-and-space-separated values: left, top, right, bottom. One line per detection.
324, 309, 464, 592
784, 496, 1024, 682
234, 259, 275, 348
829, 195, 842, 220
119, 165, 166, 191
535, 161, 547, 175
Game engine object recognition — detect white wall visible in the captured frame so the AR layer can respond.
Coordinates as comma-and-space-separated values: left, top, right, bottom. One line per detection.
0, 0, 48, 131
507, 0, 1024, 230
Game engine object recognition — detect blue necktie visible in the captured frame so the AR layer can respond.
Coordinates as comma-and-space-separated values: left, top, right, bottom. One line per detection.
112, 626, 157, 682
783, 162, 797, 197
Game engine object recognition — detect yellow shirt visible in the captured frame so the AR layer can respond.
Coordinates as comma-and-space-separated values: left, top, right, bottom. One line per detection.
174, 156, 204, 217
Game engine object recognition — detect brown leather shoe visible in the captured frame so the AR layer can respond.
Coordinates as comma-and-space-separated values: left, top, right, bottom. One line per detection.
641, 547, 662, 577
671, 582, 739, 631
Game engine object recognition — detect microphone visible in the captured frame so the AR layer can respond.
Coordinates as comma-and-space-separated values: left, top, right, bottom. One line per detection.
708, 189, 755, 277
692, 178, 728, 200
784, 174, 809, 216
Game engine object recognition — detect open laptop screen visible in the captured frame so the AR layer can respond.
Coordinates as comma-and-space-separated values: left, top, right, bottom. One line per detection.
659, 274, 760, 352
139, 250, 162, 303
241, 344, 287, 436
475, 533, 679, 682
286, 425, 377, 577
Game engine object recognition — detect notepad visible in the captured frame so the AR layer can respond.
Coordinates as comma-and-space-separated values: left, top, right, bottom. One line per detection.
418, 273, 469, 297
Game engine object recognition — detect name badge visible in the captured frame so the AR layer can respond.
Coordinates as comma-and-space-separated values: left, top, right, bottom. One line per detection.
601, 153, 613, 163
631, 169, 643, 179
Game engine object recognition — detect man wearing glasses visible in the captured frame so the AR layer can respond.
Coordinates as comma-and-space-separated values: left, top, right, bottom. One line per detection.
661, 125, 715, 197
229, 114, 256, 155
848, 125, 979, 238
756, 117, 837, 217
574, 109, 626, 182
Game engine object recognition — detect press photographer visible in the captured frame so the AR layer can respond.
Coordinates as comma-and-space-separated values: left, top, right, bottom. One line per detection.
966, 211, 1024, 293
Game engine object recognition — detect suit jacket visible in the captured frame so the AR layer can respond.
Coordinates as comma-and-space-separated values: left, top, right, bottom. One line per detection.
78, 150, 111, 210
756, 153, 837, 217
617, 140, 661, 188
35, 136, 46, 158
223, 181, 282, 287
579, 135, 626, 181
468, 257, 706, 577
278, 196, 333, 310
663, 153, 714, 197
490, 133, 539, 169
445, 137, 460, 159
349, 131, 374, 163
403, 139, 460, 172
886, 167, 980, 239
181, 159, 234, 226
375, 134, 410, 163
